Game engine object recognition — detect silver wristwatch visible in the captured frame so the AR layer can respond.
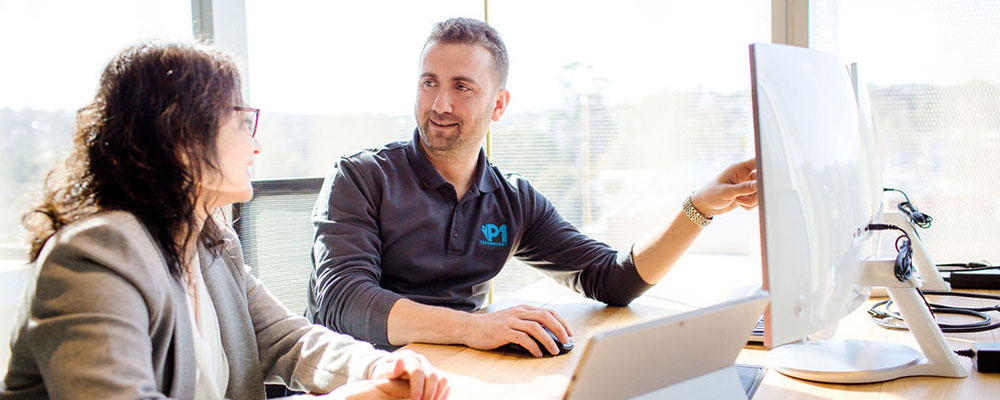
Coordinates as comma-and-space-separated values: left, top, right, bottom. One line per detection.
682, 195, 712, 227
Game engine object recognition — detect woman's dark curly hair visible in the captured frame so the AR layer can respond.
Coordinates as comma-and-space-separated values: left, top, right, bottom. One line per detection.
24, 41, 242, 280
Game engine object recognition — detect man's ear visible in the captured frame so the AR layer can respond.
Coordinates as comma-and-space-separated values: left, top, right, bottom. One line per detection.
491, 89, 510, 122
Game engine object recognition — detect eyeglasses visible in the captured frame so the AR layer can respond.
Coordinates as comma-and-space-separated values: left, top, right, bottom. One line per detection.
233, 106, 260, 137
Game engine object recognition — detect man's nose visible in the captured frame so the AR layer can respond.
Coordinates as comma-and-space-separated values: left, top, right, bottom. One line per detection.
431, 89, 453, 114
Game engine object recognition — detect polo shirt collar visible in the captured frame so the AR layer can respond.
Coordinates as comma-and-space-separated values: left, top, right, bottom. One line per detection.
405, 128, 501, 195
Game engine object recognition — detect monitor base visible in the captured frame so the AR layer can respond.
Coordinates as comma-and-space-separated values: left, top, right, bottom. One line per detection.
768, 260, 969, 384
768, 339, 966, 383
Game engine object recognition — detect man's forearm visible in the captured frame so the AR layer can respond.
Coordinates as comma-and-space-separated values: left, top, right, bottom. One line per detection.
385, 298, 472, 346
632, 211, 702, 285
634, 159, 758, 285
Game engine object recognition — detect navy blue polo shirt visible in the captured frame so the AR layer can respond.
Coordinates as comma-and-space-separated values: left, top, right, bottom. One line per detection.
307, 129, 652, 346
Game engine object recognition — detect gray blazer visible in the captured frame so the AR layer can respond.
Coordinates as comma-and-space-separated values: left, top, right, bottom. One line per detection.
1, 211, 387, 399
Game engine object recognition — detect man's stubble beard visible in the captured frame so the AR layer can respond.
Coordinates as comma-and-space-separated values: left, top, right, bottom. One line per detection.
418, 110, 489, 159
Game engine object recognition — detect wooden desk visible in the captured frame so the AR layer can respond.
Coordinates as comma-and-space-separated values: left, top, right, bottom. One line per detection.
403, 255, 1000, 399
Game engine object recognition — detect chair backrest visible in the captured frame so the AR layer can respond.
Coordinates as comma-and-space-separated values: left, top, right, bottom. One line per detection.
233, 177, 324, 316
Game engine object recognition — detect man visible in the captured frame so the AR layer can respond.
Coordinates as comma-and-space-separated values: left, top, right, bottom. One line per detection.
307, 18, 757, 357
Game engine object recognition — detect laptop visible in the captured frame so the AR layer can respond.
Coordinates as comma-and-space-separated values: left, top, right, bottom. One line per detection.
725, 284, 767, 345
563, 292, 770, 400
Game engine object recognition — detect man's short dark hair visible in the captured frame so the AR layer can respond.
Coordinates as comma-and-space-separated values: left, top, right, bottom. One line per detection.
426, 17, 509, 90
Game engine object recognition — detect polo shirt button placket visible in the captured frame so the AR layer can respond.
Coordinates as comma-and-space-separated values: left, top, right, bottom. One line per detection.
447, 207, 462, 253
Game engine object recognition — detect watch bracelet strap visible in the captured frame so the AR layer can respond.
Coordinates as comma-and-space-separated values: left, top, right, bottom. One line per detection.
683, 195, 712, 227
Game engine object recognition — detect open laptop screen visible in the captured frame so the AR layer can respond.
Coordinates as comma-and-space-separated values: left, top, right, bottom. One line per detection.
564, 293, 769, 400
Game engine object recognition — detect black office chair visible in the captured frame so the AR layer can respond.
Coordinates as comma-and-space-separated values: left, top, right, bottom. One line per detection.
233, 177, 325, 316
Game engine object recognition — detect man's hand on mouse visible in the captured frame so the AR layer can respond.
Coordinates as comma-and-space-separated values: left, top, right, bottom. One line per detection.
461, 305, 573, 357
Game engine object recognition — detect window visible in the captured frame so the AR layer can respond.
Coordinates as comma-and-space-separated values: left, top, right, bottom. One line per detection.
243, 1, 771, 297
0, 0, 192, 263
487, 0, 771, 292
244, 0, 484, 179
811, 0, 1000, 262
22, 2, 986, 301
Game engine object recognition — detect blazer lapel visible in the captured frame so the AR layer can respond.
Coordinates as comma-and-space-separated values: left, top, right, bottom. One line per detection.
199, 243, 266, 400
168, 271, 198, 399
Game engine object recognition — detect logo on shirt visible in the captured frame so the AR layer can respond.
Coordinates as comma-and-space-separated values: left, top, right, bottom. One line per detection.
480, 223, 508, 247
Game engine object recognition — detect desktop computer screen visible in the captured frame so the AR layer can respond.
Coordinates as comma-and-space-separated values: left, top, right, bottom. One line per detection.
749, 42, 966, 383
850, 63, 885, 220
750, 42, 877, 349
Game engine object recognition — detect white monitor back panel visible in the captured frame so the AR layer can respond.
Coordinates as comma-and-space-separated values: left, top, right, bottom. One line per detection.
750, 43, 878, 347
850, 63, 885, 216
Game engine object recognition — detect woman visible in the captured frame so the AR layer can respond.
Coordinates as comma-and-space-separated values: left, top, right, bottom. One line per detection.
1, 42, 447, 400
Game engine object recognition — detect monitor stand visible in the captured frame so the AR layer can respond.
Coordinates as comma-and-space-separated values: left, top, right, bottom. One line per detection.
881, 209, 950, 291
766, 258, 967, 383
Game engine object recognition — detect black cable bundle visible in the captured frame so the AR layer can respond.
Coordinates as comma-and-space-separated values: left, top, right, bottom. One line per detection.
884, 188, 933, 229
869, 291, 1000, 333
865, 223, 914, 282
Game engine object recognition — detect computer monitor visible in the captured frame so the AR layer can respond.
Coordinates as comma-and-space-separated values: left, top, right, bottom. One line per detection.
849, 63, 885, 219
751, 42, 877, 349
749, 42, 966, 383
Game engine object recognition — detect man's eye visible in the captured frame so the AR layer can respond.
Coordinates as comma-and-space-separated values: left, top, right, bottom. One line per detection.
421, 80, 435, 87
457, 84, 470, 91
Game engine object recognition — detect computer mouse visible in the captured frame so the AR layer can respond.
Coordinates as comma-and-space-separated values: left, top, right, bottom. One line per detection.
496, 326, 574, 356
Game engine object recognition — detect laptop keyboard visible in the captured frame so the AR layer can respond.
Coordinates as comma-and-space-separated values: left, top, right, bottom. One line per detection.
748, 315, 765, 344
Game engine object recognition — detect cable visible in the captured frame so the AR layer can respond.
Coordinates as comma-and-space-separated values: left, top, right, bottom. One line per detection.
895, 235, 913, 282
865, 223, 914, 282
883, 187, 934, 229
868, 290, 1000, 333
923, 290, 1000, 312
869, 299, 994, 332
937, 261, 999, 273
954, 343, 1000, 372
897, 202, 933, 229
